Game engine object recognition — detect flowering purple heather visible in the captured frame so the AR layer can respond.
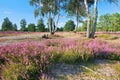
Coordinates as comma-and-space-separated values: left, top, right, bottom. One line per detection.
84, 39, 120, 56
0, 38, 120, 59
0, 38, 120, 79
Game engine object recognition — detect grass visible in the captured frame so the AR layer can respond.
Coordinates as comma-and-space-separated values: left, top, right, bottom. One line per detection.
97, 33, 120, 41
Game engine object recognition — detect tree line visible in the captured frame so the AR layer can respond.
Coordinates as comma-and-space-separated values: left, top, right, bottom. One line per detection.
1, 12, 120, 32
0, 17, 76, 32
0, 0, 118, 38
97, 13, 120, 32
78, 13, 120, 32
0, 17, 46, 32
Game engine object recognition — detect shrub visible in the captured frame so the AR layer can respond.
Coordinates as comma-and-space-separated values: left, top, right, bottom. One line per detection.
84, 39, 120, 60
0, 42, 52, 80
27, 23, 36, 32
0, 38, 120, 79
64, 20, 75, 31
98, 34, 111, 39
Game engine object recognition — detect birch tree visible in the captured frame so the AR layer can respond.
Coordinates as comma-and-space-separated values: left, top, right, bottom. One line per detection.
84, 0, 118, 38
66, 0, 86, 31
30, 0, 65, 35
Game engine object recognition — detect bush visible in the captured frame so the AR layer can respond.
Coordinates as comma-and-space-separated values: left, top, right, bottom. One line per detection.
27, 23, 36, 32
98, 34, 111, 39
20, 19, 27, 31
0, 42, 52, 80
36, 19, 45, 32
1, 17, 13, 31
64, 20, 75, 31
0, 38, 120, 79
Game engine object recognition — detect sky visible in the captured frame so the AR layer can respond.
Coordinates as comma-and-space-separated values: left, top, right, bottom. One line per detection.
0, 0, 120, 29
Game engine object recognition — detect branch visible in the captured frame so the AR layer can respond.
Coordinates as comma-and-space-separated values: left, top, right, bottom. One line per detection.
80, 65, 101, 75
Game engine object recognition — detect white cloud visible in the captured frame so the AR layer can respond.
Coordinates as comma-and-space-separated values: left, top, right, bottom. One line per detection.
3, 11, 11, 15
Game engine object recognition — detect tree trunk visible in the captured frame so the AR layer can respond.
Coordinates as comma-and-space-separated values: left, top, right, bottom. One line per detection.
52, 18, 55, 34
48, 11, 55, 35
75, 10, 79, 31
55, 0, 60, 32
50, 18, 54, 35
84, 0, 91, 38
55, 12, 60, 32
90, 0, 98, 38
48, 12, 53, 35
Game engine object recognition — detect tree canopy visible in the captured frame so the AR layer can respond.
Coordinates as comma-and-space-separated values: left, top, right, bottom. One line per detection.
30, 0, 66, 34
97, 13, 120, 32
1, 17, 13, 31
64, 20, 75, 31
36, 19, 45, 32
20, 19, 27, 31
28, 23, 36, 32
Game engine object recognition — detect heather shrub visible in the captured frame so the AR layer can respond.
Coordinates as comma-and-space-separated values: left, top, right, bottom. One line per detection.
51, 51, 63, 63
0, 42, 52, 80
44, 39, 60, 47
0, 31, 27, 37
84, 39, 120, 60
107, 53, 120, 60
53, 39, 94, 63
2, 62, 28, 80
0, 38, 120, 79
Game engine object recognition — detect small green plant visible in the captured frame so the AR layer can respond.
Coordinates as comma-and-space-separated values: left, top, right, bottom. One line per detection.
98, 34, 111, 39
59, 51, 80, 64
2, 62, 27, 80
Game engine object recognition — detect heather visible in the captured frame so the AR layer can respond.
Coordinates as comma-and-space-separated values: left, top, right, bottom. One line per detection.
0, 42, 52, 79
0, 31, 28, 37
0, 38, 120, 79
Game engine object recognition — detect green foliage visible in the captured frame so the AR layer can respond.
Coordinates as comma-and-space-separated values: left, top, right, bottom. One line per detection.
36, 19, 45, 32
52, 48, 94, 64
2, 62, 27, 80
110, 13, 120, 31
13, 24, 17, 31
20, 19, 27, 31
66, 0, 86, 30
77, 19, 93, 31
98, 34, 111, 39
28, 23, 36, 32
1, 17, 13, 31
81, 21, 87, 31
45, 28, 49, 32
97, 13, 120, 31
97, 14, 111, 31
59, 51, 82, 64
64, 20, 75, 31
30, 0, 59, 17
2, 62, 45, 80
57, 27, 63, 31
30, 0, 65, 34
67, 0, 85, 16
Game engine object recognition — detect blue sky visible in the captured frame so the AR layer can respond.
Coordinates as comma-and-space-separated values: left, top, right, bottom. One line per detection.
0, 0, 120, 29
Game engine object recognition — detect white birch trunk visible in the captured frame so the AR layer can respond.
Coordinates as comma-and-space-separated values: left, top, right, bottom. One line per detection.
90, 0, 98, 38
84, 0, 91, 38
